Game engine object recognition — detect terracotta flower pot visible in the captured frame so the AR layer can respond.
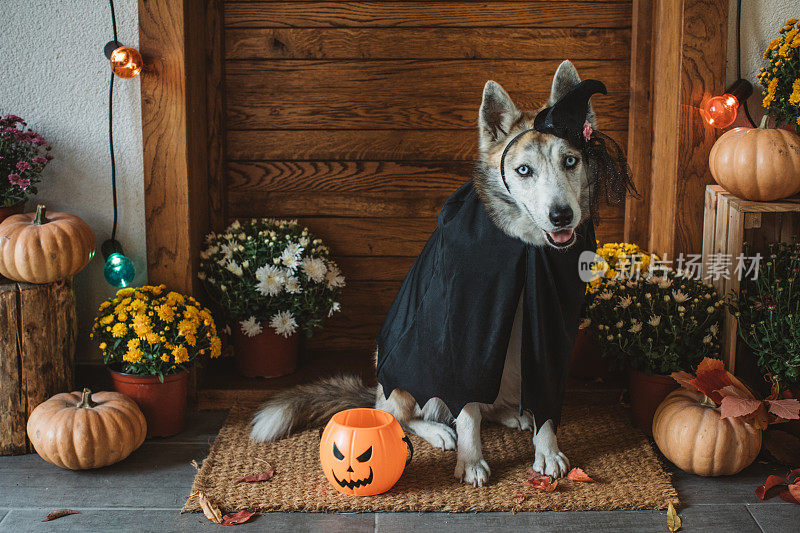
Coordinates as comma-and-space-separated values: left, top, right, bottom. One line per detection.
569, 328, 609, 380
628, 369, 678, 437
0, 201, 25, 224
232, 326, 300, 378
109, 369, 188, 438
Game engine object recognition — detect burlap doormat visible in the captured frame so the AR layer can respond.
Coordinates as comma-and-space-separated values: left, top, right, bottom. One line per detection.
184, 390, 677, 513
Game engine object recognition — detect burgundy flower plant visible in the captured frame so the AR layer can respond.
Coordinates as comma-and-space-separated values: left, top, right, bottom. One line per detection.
0, 114, 51, 207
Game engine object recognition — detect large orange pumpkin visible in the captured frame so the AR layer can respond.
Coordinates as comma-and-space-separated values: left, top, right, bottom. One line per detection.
320, 408, 412, 496
0, 204, 95, 283
709, 119, 800, 201
27, 388, 147, 470
653, 389, 762, 476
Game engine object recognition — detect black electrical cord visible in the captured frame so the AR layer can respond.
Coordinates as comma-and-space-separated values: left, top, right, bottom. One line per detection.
108, 71, 118, 241
737, 0, 757, 127
108, 0, 119, 242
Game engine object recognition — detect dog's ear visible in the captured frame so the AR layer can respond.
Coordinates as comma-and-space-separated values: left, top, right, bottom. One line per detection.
548, 60, 596, 128
478, 81, 520, 149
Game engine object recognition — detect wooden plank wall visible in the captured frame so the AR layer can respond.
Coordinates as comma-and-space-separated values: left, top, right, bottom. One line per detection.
220, 0, 633, 351
646, 0, 728, 258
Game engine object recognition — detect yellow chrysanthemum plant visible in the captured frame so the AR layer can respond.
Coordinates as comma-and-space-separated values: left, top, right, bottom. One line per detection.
585, 241, 658, 296
91, 285, 222, 379
758, 18, 800, 132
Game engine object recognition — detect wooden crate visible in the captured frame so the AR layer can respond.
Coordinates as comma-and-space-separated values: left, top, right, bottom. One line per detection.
0, 278, 76, 455
701, 185, 800, 376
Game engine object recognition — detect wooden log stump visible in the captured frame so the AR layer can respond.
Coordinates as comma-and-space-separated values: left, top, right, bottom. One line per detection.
0, 278, 76, 455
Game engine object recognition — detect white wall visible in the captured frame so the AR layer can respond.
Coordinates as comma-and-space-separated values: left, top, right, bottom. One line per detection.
727, 0, 792, 127
0, 0, 146, 361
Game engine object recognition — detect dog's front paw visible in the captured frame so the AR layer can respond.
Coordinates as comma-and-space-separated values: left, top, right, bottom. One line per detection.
532, 449, 570, 479
490, 408, 534, 431
412, 421, 457, 450
455, 458, 491, 487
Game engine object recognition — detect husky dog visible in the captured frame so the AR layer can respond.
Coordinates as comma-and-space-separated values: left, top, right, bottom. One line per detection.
251, 61, 596, 487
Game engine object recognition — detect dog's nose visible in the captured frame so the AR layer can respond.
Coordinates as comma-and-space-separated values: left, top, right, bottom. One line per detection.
549, 205, 573, 227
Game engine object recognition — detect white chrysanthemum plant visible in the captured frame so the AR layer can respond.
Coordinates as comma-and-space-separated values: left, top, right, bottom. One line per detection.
199, 219, 345, 339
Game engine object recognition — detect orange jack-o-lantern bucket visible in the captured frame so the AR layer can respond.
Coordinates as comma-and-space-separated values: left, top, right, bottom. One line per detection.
319, 408, 413, 496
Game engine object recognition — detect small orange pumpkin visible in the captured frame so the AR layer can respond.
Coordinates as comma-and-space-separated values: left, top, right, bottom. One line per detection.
709, 118, 800, 201
653, 388, 762, 476
320, 408, 412, 496
27, 388, 147, 470
0, 204, 95, 283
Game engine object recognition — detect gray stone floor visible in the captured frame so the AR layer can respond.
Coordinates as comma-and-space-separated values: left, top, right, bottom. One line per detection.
1, 410, 798, 532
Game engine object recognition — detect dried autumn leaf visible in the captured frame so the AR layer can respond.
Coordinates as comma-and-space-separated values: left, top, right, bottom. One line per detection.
525, 477, 558, 492
766, 380, 782, 401
755, 474, 786, 499
719, 396, 763, 420
512, 492, 526, 504
767, 399, 800, 420
690, 369, 732, 404
42, 509, 79, 522
695, 357, 726, 375
746, 404, 771, 431
779, 486, 800, 504
666, 501, 681, 532
235, 469, 275, 483
221, 510, 259, 525
715, 385, 750, 399
566, 467, 596, 483
670, 371, 699, 392
788, 483, 800, 502
189, 491, 223, 524
526, 468, 549, 482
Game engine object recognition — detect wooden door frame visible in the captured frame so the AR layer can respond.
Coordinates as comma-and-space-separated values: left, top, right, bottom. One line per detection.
624, 0, 729, 257
138, 0, 226, 296
139, 0, 727, 292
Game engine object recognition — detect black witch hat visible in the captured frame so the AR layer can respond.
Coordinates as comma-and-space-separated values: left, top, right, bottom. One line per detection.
498, 78, 637, 214
534, 79, 607, 150
533, 78, 638, 212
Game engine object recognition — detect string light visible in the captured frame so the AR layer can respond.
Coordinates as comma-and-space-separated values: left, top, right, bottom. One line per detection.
102, 240, 135, 288
108, 45, 143, 79
101, 0, 138, 287
699, 79, 753, 129
700, 94, 739, 129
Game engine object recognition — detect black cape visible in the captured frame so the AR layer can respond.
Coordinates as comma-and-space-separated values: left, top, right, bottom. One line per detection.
376, 181, 595, 428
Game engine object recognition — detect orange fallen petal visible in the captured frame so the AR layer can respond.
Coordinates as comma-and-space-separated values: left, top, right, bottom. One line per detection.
755, 474, 786, 500
525, 476, 558, 492
221, 510, 260, 525
779, 487, 800, 504
566, 467, 596, 483
526, 468, 550, 482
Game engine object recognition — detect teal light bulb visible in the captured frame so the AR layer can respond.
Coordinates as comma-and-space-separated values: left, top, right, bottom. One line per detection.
104, 252, 135, 287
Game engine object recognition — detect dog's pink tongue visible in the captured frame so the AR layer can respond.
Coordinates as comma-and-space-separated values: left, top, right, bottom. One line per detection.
548, 229, 574, 243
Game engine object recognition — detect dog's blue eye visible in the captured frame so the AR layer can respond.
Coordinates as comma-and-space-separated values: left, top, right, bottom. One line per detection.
516, 165, 531, 176
565, 156, 578, 168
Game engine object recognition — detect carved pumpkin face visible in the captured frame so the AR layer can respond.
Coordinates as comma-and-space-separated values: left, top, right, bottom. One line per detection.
320, 408, 411, 496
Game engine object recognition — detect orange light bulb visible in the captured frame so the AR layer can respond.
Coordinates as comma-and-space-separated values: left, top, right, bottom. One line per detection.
700, 94, 739, 129
109, 46, 143, 79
